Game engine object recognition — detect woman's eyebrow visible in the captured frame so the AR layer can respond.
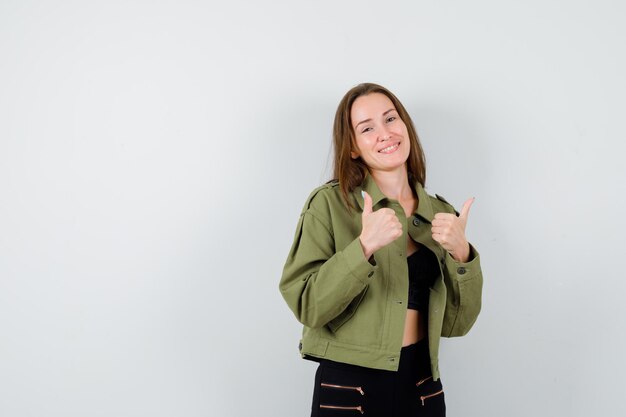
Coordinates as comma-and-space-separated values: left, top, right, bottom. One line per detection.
354, 118, 372, 129
354, 108, 396, 129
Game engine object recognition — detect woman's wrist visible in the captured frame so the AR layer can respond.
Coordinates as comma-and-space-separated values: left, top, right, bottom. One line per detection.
359, 235, 375, 261
450, 242, 470, 263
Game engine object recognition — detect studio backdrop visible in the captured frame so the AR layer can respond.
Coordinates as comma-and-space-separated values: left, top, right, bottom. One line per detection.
1, 1, 625, 416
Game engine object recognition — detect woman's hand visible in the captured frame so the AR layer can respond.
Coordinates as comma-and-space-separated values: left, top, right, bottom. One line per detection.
431, 198, 474, 263
359, 191, 403, 260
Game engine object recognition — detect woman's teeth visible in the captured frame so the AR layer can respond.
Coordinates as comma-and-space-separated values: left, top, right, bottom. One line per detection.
379, 143, 399, 153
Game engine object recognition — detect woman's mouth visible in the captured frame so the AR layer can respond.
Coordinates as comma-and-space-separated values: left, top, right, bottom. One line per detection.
378, 142, 400, 154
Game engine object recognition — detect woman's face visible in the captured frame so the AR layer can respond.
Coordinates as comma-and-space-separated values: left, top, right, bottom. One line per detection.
350, 93, 410, 174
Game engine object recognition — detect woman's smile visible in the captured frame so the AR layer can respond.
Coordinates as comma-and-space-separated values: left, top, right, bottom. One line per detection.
378, 141, 401, 154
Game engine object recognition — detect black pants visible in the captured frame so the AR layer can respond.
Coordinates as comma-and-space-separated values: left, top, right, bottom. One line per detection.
311, 340, 445, 417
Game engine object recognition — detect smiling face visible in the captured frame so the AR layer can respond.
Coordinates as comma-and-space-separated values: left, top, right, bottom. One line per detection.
350, 93, 411, 174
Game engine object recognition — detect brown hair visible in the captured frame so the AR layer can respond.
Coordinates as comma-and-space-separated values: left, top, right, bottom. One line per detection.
332, 83, 426, 210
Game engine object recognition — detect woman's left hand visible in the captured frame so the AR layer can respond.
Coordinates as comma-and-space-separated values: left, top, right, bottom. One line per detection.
431, 198, 474, 263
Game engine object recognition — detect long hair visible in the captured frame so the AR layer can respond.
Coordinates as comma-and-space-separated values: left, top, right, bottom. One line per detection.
332, 83, 426, 210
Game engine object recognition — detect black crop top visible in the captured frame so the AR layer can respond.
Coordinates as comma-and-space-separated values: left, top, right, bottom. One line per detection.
407, 245, 440, 311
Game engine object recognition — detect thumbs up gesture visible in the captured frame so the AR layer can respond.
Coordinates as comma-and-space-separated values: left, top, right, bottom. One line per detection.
431, 198, 474, 263
359, 191, 403, 260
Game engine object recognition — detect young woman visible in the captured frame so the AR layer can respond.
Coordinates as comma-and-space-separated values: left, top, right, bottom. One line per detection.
279, 83, 483, 417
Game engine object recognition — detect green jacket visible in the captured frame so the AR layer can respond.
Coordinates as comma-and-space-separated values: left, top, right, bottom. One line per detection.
279, 174, 483, 380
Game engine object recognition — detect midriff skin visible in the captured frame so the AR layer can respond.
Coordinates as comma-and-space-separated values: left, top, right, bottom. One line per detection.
403, 235, 427, 346
403, 309, 426, 346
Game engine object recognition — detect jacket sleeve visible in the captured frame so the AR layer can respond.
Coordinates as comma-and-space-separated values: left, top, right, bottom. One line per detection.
279, 192, 378, 329
432, 196, 483, 337
440, 242, 483, 337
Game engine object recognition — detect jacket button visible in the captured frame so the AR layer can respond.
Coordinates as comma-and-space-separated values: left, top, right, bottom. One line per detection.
457, 267, 466, 274
412, 218, 420, 226
367, 271, 374, 278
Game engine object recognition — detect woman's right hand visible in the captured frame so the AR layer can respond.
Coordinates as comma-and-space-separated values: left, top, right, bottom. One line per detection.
359, 191, 403, 260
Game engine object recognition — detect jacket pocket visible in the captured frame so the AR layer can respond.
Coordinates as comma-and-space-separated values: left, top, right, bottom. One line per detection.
326, 286, 368, 333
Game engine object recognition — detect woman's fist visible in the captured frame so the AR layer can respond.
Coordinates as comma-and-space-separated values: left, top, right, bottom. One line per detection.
359, 191, 403, 260
431, 197, 474, 262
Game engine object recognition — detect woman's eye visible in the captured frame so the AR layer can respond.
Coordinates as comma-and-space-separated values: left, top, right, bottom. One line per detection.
361, 127, 373, 133
386, 116, 396, 123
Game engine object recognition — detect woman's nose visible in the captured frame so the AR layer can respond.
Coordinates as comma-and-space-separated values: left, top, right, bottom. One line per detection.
378, 126, 392, 141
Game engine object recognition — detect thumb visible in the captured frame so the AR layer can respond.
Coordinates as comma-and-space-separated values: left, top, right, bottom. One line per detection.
459, 197, 475, 220
361, 190, 373, 216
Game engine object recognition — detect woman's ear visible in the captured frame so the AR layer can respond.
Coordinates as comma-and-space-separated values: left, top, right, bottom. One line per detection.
351, 151, 359, 159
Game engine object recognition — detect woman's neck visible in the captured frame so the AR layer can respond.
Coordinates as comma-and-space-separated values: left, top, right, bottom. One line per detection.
369, 167, 414, 202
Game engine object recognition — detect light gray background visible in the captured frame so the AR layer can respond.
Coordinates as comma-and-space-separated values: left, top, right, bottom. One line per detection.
1, 1, 625, 416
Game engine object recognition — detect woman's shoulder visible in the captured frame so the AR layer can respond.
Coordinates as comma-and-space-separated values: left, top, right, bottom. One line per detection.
299, 180, 348, 215
424, 190, 459, 215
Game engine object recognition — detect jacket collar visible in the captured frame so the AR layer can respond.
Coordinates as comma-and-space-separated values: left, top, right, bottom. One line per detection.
354, 173, 435, 223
